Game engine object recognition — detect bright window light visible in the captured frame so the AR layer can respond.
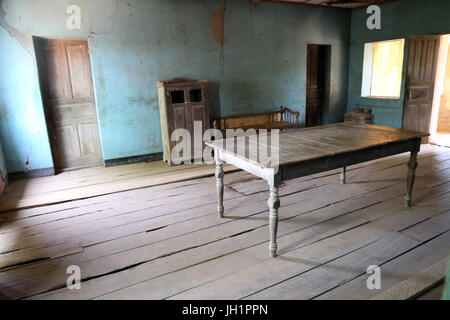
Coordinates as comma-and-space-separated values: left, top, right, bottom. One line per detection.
361, 39, 405, 99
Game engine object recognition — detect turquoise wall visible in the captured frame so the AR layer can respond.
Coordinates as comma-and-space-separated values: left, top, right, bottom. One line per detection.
0, 0, 350, 172
348, 0, 450, 128
0, 25, 54, 173
222, 1, 349, 124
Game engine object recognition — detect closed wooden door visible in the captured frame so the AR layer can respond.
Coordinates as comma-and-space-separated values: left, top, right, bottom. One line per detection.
35, 38, 103, 171
306, 44, 326, 127
402, 36, 440, 133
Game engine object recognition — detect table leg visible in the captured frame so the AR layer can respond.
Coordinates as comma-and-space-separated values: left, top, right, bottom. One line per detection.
268, 186, 280, 257
405, 152, 418, 207
216, 159, 225, 218
340, 166, 347, 185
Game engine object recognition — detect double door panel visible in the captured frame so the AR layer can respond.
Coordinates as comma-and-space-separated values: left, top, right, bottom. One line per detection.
169, 88, 210, 161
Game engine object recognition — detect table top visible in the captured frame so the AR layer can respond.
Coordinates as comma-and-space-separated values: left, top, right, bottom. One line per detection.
206, 123, 429, 168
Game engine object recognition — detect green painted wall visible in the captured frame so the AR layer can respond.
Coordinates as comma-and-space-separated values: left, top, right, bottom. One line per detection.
348, 0, 450, 128
0, 0, 350, 173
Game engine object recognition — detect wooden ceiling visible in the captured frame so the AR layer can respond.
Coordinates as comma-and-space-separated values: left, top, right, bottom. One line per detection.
252, 0, 398, 10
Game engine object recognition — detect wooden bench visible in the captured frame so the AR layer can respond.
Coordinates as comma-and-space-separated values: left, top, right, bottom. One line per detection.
212, 106, 300, 133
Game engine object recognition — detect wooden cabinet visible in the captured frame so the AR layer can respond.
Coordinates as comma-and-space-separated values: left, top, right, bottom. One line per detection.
157, 78, 210, 166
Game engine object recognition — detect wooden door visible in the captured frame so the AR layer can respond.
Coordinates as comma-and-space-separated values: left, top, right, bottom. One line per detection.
402, 36, 440, 133
306, 44, 326, 127
35, 39, 103, 171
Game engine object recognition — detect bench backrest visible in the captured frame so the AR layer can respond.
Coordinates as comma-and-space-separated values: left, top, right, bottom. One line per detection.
212, 106, 299, 130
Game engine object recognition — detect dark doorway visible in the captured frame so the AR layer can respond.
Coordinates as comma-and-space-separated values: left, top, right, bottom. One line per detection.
34, 38, 103, 171
306, 44, 329, 127
402, 35, 441, 133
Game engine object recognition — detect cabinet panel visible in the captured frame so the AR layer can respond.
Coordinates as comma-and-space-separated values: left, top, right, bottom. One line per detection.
172, 105, 187, 130
191, 104, 205, 124
157, 79, 210, 166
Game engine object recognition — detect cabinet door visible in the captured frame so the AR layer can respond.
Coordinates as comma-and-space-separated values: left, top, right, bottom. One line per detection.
166, 86, 210, 164
189, 104, 203, 159
172, 105, 187, 130
190, 104, 206, 127
189, 88, 210, 130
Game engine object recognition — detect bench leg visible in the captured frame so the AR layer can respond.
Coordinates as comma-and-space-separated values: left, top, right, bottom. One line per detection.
405, 152, 418, 207
340, 166, 347, 185
268, 186, 280, 257
216, 159, 225, 218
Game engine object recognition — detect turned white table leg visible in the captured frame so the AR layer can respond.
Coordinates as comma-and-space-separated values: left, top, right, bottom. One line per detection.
268, 186, 280, 257
340, 166, 347, 185
405, 152, 418, 207
216, 159, 225, 218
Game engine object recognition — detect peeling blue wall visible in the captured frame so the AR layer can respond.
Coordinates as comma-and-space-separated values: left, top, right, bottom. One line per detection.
0, 26, 54, 173
348, 0, 450, 128
0, 0, 350, 172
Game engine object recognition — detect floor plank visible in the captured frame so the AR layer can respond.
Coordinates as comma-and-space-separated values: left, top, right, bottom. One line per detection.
314, 231, 450, 300
245, 233, 420, 300
0, 144, 448, 300
371, 258, 447, 300
167, 198, 449, 300
0, 163, 238, 212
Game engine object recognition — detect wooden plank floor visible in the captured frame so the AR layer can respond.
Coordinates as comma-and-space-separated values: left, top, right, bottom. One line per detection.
0, 161, 237, 212
0, 144, 449, 300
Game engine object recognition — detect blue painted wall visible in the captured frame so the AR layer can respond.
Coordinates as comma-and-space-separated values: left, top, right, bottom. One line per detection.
0, 0, 350, 172
222, 1, 350, 125
348, 0, 450, 128
0, 25, 54, 173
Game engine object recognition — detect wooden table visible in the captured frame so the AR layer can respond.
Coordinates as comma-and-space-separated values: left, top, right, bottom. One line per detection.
206, 123, 429, 257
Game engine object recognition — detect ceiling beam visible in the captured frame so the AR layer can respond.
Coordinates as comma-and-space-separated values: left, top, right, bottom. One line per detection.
351, 0, 401, 11
250, 0, 401, 11
250, 0, 348, 11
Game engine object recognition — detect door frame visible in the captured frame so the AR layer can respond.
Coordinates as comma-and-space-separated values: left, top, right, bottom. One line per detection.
33, 36, 104, 172
305, 43, 331, 127
429, 34, 450, 146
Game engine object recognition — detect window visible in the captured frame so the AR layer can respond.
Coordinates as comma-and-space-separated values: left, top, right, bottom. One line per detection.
190, 89, 203, 102
171, 90, 185, 104
361, 39, 405, 99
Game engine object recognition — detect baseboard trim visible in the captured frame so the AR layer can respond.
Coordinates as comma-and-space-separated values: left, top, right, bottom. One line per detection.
9, 167, 56, 180
104, 152, 163, 168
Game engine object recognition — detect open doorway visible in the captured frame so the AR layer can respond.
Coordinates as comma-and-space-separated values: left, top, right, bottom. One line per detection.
430, 34, 450, 147
306, 44, 330, 127
34, 37, 104, 172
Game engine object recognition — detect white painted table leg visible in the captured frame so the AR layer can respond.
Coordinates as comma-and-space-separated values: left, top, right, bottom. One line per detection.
405, 152, 418, 207
268, 186, 280, 257
216, 159, 225, 218
340, 166, 347, 185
